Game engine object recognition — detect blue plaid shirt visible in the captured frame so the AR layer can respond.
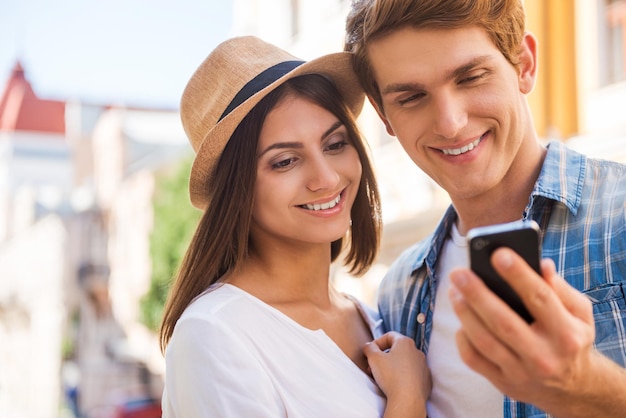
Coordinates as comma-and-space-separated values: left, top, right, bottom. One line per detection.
378, 140, 626, 417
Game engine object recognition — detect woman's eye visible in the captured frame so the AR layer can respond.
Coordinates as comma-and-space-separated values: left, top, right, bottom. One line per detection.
326, 140, 348, 153
271, 157, 297, 170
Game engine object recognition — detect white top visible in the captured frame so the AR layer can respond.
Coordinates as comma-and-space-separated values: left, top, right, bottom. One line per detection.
427, 224, 503, 418
162, 283, 386, 418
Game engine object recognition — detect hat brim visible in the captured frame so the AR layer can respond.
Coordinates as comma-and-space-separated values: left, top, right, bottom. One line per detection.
189, 52, 365, 210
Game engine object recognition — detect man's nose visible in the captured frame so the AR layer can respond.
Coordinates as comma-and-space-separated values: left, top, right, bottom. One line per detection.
431, 91, 468, 139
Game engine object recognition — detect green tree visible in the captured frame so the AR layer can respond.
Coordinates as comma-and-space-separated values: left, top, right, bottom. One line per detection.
140, 156, 201, 332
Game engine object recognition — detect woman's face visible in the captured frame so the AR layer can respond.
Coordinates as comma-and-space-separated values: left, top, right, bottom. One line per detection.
251, 93, 362, 247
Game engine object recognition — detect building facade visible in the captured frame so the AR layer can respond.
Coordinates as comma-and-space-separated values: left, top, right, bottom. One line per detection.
0, 61, 186, 417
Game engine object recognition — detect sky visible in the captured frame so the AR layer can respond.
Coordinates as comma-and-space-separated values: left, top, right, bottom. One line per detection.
0, 0, 233, 109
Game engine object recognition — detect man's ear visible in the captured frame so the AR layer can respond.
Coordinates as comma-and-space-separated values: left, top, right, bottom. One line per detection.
518, 31, 538, 94
367, 95, 396, 137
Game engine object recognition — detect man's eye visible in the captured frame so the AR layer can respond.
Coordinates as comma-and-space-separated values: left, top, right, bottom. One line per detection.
459, 73, 487, 84
398, 92, 424, 105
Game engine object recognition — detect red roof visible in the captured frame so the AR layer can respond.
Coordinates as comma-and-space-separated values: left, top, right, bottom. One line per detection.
0, 61, 66, 134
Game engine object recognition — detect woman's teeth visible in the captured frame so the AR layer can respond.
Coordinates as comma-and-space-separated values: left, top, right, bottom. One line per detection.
303, 195, 341, 211
442, 136, 482, 156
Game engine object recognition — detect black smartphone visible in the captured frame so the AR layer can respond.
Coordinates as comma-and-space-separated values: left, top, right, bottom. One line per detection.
467, 219, 541, 323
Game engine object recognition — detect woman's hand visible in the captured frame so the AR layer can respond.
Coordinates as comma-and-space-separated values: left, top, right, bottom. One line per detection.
364, 331, 431, 418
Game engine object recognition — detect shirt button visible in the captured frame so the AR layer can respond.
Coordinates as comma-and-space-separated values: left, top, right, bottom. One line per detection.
416, 313, 426, 324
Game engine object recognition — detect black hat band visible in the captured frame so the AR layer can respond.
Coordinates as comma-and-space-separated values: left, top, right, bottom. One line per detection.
218, 60, 305, 122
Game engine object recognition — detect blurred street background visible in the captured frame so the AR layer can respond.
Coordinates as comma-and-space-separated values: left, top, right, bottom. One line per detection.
1, 0, 625, 417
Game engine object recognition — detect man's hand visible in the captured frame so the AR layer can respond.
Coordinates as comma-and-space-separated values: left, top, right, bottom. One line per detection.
449, 248, 626, 417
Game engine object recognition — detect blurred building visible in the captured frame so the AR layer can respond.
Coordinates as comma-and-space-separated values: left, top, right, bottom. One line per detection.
525, 0, 626, 159
0, 61, 187, 417
231, 0, 626, 304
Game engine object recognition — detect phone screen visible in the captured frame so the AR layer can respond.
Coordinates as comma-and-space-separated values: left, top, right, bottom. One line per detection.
467, 220, 541, 323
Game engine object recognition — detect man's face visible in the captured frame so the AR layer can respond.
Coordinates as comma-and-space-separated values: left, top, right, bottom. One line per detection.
367, 26, 537, 204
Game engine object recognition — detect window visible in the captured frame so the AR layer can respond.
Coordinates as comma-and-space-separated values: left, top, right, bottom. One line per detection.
290, 0, 299, 37
601, 0, 626, 84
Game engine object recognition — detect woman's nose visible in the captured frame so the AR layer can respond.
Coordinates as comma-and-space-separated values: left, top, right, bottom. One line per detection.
306, 156, 340, 192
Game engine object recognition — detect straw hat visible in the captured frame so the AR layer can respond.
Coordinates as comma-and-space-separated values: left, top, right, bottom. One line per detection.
180, 36, 365, 209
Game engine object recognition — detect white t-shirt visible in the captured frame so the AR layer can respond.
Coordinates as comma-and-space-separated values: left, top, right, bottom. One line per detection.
162, 284, 386, 418
426, 223, 504, 418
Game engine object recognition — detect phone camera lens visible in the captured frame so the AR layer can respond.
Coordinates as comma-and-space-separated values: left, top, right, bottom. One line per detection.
472, 238, 488, 251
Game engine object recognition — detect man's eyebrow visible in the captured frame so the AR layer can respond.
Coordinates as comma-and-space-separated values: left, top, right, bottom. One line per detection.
257, 121, 344, 158
381, 54, 494, 96
451, 55, 492, 79
381, 82, 424, 96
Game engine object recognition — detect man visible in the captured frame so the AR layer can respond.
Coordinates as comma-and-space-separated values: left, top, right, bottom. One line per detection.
344, 0, 626, 416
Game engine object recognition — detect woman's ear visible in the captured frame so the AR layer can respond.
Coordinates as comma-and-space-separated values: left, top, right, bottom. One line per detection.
518, 31, 539, 94
367, 95, 396, 137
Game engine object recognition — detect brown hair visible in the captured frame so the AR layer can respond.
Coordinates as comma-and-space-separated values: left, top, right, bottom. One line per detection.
344, 0, 526, 111
159, 74, 381, 352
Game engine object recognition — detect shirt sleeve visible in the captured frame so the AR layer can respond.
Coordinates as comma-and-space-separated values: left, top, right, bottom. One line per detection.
163, 315, 285, 418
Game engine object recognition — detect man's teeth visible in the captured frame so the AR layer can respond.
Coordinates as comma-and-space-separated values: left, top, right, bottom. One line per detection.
304, 195, 341, 211
442, 137, 482, 156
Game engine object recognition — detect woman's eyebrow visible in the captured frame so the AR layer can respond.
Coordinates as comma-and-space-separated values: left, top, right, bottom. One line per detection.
257, 120, 344, 158
257, 141, 303, 158
321, 121, 344, 140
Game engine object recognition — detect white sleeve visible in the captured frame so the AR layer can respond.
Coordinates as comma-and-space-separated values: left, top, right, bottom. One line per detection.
163, 315, 285, 418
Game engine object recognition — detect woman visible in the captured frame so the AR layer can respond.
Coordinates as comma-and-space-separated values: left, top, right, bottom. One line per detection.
160, 36, 430, 417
